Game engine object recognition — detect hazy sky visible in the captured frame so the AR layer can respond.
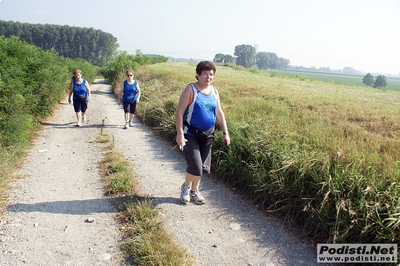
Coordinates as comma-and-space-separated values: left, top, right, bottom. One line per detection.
0, 0, 399, 74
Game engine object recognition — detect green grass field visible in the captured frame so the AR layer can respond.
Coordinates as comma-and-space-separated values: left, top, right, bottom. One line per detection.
270, 69, 400, 91
133, 62, 400, 248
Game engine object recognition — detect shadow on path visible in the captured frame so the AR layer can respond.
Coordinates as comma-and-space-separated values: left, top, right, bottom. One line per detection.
6, 198, 115, 215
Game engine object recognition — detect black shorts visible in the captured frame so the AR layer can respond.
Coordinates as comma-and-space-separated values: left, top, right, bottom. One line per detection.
123, 101, 137, 114
184, 134, 212, 176
73, 97, 88, 113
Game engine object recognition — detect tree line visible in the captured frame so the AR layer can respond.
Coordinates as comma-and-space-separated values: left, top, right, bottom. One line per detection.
0, 20, 119, 66
213, 44, 290, 70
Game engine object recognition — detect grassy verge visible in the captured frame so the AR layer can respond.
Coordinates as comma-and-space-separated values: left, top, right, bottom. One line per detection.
93, 132, 195, 265
0, 146, 28, 211
133, 62, 400, 247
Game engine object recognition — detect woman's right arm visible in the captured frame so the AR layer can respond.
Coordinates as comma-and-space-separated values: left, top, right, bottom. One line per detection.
68, 79, 74, 104
175, 84, 191, 148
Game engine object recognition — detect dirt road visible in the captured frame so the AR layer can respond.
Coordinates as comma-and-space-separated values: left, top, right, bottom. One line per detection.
0, 80, 318, 265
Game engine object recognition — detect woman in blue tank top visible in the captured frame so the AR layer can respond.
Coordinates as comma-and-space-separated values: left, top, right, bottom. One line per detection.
118, 69, 141, 129
68, 69, 90, 127
175, 61, 230, 204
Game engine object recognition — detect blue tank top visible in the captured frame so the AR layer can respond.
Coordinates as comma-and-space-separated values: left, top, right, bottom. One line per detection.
73, 79, 88, 100
183, 83, 217, 137
122, 80, 138, 103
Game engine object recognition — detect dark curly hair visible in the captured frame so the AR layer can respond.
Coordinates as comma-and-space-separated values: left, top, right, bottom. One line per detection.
196, 61, 216, 76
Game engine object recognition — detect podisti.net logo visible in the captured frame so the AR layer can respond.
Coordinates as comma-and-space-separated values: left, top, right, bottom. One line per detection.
317, 244, 398, 263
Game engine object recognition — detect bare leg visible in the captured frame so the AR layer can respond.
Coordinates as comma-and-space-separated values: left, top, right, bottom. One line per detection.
184, 172, 205, 204
76, 112, 81, 122
82, 112, 86, 121
184, 172, 201, 190
75, 112, 82, 126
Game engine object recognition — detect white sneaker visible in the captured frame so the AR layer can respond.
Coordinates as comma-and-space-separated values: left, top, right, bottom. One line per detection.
129, 121, 134, 127
180, 183, 191, 203
190, 189, 205, 204
77, 121, 82, 127
124, 122, 129, 129
82, 115, 87, 122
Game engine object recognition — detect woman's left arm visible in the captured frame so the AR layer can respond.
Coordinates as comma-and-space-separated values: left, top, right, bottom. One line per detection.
215, 89, 230, 146
85, 80, 91, 101
136, 82, 141, 103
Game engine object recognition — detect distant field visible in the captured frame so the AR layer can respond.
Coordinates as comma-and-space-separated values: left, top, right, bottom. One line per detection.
270, 70, 400, 91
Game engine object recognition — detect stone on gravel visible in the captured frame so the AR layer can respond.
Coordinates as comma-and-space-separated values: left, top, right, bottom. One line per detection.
98, 253, 112, 261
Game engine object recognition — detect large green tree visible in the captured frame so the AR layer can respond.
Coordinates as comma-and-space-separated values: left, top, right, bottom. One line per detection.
267, 52, 279, 69
213, 53, 234, 64
255, 51, 289, 70
213, 53, 225, 63
374, 75, 387, 88
275, 57, 290, 70
224, 54, 234, 63
234, 44, 256, 68
362, 73, 374, 87
255, 52, 270, 70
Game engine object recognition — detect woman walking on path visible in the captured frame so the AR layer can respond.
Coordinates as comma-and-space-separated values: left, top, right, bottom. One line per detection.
118, 69, 141, 129
68, 69, 90, 127
175, 61, 230, 204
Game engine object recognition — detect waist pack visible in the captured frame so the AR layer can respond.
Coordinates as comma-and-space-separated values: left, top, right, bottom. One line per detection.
184, 121, 215, 144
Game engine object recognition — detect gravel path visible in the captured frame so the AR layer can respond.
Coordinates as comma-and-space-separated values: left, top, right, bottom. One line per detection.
0, 79, 319, 265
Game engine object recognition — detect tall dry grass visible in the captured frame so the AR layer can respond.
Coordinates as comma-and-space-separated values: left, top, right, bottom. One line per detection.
134, 62, 400, 246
